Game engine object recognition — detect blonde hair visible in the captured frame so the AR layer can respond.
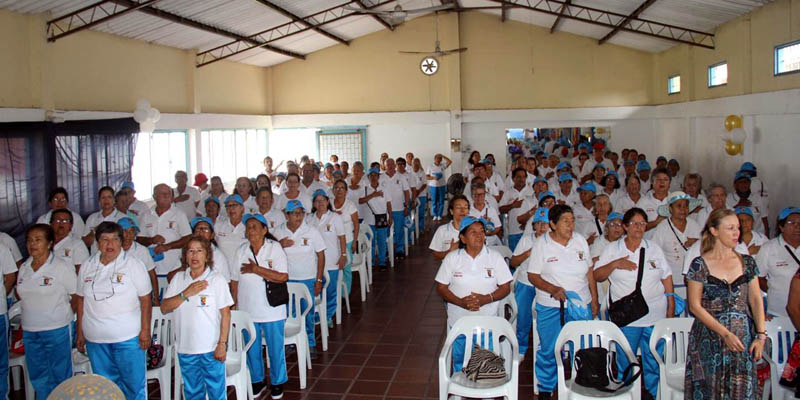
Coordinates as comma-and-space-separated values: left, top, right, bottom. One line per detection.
701, 208, 736, 254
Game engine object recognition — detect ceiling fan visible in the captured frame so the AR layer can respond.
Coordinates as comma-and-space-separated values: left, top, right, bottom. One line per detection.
343, 2, 454, 27
398, 12, 467, 57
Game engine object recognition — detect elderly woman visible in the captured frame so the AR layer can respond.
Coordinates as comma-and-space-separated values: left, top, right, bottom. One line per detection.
468, 183, 503, 246
527, 204, 598, 398
85, 186, 125, 249
197, 176, 228, 216
161, 237, 232, 400
255, 187, 286, 230
50, 208, 90, 271
36, 187, 87, 241
756, 207, 800, 318
331, 179, 359, 294
411, 158, 428, 231
76, 221, 152, 400
580, 193, 614, 246
594, 207, 674, 399
234, 176, 258, 214
435, 216, 512, 371
233, 214, 289, 399
308, 189, 347, 326
685, 208, 766, 398
430, 194, 470, 261
361, 167, 391, 269
735, 206, 768, 256
651, 192, 702, 283
590, 212, 625, 263
16, 224, 76, 399
614, 175, 646, 216
168, 217, 232, 284
202, 196, 227, 226
600, 171, 622, 204
276, 172, 312, 213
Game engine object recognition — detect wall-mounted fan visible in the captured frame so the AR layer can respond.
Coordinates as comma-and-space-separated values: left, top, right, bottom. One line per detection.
343, 3, 454, 27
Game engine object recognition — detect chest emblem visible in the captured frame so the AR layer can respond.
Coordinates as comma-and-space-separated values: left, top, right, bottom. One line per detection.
649, 260, 657, 269
577, 251, 585, 261
41, 277, 52, 286
326, 224, 331, 232
199, 295, 208, 307
115, 273, 124, 283
303, 238, 308, 246
64, 249, 71, 257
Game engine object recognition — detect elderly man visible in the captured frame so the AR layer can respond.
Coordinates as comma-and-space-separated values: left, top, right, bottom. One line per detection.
138, 184, 191, 280
173, 170, 200, 221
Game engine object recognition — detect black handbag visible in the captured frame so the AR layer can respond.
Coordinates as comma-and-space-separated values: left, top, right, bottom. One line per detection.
365, 186, 390, 228
574, 347, 640, 392
607, 248, 649, 327
251, 246, 289, 307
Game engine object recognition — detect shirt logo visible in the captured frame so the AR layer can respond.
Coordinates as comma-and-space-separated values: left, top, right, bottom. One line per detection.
326, 224, 331, 232
302, 238, 309, 246
64, 249, 71, 257
649, 260, 658, 269
169, 221, 175, 229
270, 221, 275, 228
268, 259, 273, 268
41, 277, 52, 286
546, 257, 559, 263
577, 251, 585, 261
199, 295, 208, 307
114, 273, 125, 283
486, 268, 494, 278
776, 261, 789, 268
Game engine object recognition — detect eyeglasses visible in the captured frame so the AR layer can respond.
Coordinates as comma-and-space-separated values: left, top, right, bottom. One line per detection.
607, 222, 623, 228
91, 258, 118, 302
53, 218, 72, 224
194, 227, 212, 233
626, 221, 647, 227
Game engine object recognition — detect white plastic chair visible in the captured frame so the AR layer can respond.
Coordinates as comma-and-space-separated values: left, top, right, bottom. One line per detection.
649, 317, 693, 400
147, 307, 175, 400
349, 234, 370, 303
388, 222, 395, 268
335, 265, 352, 325
227, 310, 256, 400
71, 349, 92, 375
555, 320, 642, 400
315, 270, 331, 351
286, 282, 312, 389
438, 316, 520, 400
362, 230, 374, 285
7, 302, 33, 400
765, 317, 797, 400
502, 213, 510, 245
489, 245, 512, 265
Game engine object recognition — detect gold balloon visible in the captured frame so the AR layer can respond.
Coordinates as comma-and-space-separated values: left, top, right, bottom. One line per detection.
724, 115, 743, 132
724, 140, 743, 155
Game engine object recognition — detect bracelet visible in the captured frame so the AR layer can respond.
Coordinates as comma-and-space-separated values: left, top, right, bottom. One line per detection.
179, 292, 189, 302
489, 293, 494, 302
316, 278, 323, 283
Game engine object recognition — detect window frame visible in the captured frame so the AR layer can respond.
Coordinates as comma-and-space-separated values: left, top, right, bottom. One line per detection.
774, 40, 800, 76
198, 127, 268, 186
667, 74, 681, 95
131, 129, 189, 201
707, 61, 728, 88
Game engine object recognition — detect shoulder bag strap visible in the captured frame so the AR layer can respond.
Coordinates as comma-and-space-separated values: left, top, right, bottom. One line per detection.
594, 217, 603, 236
667, 219, 688, 251
364, 186, 378, 215
785, 245, 800, 267
636, 247, 646, 291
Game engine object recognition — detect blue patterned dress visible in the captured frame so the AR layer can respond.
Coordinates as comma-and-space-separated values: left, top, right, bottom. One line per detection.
685, 255, 759, 399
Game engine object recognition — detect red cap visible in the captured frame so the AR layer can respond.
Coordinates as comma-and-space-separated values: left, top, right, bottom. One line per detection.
593, 142, 605, 151
193, 173, 208, 186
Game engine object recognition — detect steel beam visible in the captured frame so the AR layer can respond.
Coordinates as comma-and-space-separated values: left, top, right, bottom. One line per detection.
47, 0, 163, 42
354, 0, 394, 31
488, 0, 714, 49
253, 0, 350, 46
501, 3, 509, 21
598, 0, 658, 45
196, 0, 396, 67
549, 0, 570, 33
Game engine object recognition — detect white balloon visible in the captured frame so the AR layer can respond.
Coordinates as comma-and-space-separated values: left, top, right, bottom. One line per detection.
148, 108, 161, 123
135, 99, 151, 111
133, 108, 149, 123
139, 121, 155, 133
730, 128, 747, 144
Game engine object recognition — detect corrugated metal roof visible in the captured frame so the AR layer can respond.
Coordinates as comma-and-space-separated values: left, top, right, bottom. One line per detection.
0, 0, 774, 68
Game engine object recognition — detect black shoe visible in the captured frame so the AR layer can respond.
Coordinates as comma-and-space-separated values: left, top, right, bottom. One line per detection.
270, 384, 284, 399
251, 381, 267, 397
377, 264, 387, 271
309, 347, 319, 360
396, 253, 405, 260
537, 392, 551, 399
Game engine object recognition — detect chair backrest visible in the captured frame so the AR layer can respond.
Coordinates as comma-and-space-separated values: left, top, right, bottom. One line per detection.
489, 245, 513, 268
445, 316, 518, 372
650, 317, 694, 368
554, 321, 637, 370
360, 222, 372, 240
150, 307, 174, 349
287, 282, 312, 329
766, 317, 797, 366
7, 302, 21, 321
498, 294, 517, 326
228, 310, 256, 356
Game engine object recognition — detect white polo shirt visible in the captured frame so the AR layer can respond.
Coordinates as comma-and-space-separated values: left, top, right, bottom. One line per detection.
638, 192, 669, 223
142, 206, 191, 275
215, 219, 247, 270
124, 242, 156, 272
413, 169, 428, 197
742, 231, 769, 250
488, 172, 506, 196
36, 209, 87, 240
398, 171, 418, 195
526, 232, 593, 308
380, 172, 410, 211
275, 192, 312, 215
173, 186, 201, 221
262, 209, 287, 232
572, 203, 595, 237
197, 192, 228, 216
85, 209, 125, 251
429, 221, 460, 253
756, 236, 800, 317
273, 222, 326, 280
726, 193, 767, 234
512, 233, 546, 287
232, 239, 289, 322
580, 216, 607, 243
0, 246, 18, 314
596, 239, 672, 327
333, 199, 358, 243
129, 199, 150, 218
164, 268, 233, 354
650, 218, 702, 283
426, 163, 448, 187
308, 211, 345, 271
500, 188, 533, 236
16, 254, 77, 331
434, 247, 513, 327
590, 234, 613, 260
362, 183, 389, 226
77, 251, 152, 343
554, 188, 579, 208
53, 236, 90, 268
212, 245, 232, 282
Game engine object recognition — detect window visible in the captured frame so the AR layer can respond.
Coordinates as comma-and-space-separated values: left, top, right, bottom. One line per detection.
199, 129, 267, 187
775, 40, 800, 75
131, 130, 188, 200
667, 75, 681, 94
269, 128, 319, 168
708, 62, 727, 87
318, 128, 366, 164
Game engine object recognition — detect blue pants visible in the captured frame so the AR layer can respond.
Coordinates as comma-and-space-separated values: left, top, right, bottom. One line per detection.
417, 196, 428, 231
326, 269, 339, 322
0, 314, 8, 400
535, 303, 578, 393
24, 325, 73, 399
391, 211, 405, 255
370, 225, 389, 267
288, 279, 316, 348
508, 233, 523, 252
618, 325, 662, 399
86, 337, 147, 400
178, 352, 226, 400
244, 320, 288, 386
452, 333, 495, 373
343, 240, 353, 294
514, 283, 536, 357
430, 186, 445, 218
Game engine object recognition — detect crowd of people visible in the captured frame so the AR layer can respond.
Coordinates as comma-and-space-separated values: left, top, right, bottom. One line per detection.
0, 136, 796, 400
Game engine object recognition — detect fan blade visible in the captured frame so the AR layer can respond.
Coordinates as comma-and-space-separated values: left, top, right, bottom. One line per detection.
405, 4, 455, 14
442, 47, 468, 54
399, 51, 435, 55
342, 5, 388, 15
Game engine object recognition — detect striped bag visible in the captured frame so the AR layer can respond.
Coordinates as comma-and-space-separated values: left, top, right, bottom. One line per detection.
462, 345, 507, 381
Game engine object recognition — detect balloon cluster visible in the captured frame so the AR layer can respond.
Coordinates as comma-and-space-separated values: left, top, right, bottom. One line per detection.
132, 99, 161, 133
721, 114, 745, 155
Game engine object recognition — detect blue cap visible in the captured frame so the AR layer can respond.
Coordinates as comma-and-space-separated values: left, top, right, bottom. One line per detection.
605, 170, 619, 180
779, 207, 800, 221
557, 161, 571, 171
190, 216, 214, 230
533, 208, 549, 224
225, 194, 243, 205
578, 182, 597, 193
368, 167, 380, 175
285, 199, 305, 213
311, 189, 328, 200
657, 156, 667, 163
592, 163, 606, 171
740, 162, 756, 172
607, 212, 623, 222
533, 177, 547, 185
458, 216, 493, 233
636, 160, 651, 172
120, 181, 135, 191
481, 158, 493, 165
277, 172, 287, 179
117, 217, 139, 232
734, 171, 751, 182
559, 173, 572, 183
578, 143, 590, 151
734, 206, 754, 218
148, 246, 164, 262
538, 191, 556, 202
324, 163, 333, 169
204, 196, 220, 206
243, 213, 268, 226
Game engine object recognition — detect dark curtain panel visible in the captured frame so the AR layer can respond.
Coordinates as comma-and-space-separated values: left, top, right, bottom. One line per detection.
0, 118, 139, 253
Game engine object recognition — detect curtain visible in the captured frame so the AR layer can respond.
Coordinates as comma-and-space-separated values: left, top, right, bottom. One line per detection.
0, 118, 139, 253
